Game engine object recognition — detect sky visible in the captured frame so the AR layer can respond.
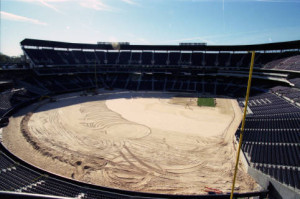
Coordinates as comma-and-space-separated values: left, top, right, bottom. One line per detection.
0, 0, 300, 56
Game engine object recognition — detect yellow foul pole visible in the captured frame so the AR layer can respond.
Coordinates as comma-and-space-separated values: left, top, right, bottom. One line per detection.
230, 51, 255, 199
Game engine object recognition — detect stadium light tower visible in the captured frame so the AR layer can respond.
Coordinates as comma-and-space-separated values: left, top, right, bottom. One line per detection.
230, 51, 255, 199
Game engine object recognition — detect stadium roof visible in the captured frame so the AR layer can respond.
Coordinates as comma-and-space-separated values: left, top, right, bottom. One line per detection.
21, 38, 300, 52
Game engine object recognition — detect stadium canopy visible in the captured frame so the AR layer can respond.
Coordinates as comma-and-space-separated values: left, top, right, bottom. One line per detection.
21, 38, 300, 51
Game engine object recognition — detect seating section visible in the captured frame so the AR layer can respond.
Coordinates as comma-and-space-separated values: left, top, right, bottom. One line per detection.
106, 52, 119, 65
0, 91, 14, 117
104, 74, 259, 97
264, 55, 300, 71
130, 52, 142, 64
119, 52, 131, 65
24, 48, 300, 69
24, 49, 49, 65
180, 53, 192, 65
169, 52, 180, 65
289, 78, 300, 88
237, 93, 300, 191
240, 93, 300, 115
0, 150, 127, 198
141, 52, 153, 65
0, 89, 36, 118
42, 49, 64, 65
270, 86, 300, 104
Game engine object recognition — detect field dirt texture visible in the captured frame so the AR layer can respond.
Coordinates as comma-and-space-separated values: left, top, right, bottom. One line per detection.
3, 91, 259, 194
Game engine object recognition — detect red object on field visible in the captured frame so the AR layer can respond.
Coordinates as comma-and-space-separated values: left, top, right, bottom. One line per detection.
204, 186, 223, 194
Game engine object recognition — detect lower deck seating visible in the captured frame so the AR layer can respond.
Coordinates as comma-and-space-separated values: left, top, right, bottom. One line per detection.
237, 92, 300, 191
0, 149, 129, 198
0, 89, 37, 118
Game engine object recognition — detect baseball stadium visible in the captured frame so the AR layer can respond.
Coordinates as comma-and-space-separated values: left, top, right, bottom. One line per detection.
0, 38, 299, 199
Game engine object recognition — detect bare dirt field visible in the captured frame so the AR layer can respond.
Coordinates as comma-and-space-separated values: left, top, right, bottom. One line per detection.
2, 91, 259, 194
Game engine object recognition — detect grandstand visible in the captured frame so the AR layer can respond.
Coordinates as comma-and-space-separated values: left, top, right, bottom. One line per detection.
0, 39, 300, 198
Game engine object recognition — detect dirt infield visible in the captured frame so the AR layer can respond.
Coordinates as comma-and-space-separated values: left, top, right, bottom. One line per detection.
2, 91, 259, 194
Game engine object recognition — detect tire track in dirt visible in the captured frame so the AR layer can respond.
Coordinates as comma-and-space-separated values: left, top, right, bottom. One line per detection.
6, 92, 259, 194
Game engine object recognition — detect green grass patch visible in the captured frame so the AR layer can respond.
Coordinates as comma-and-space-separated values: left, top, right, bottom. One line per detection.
197, 98, 215, 107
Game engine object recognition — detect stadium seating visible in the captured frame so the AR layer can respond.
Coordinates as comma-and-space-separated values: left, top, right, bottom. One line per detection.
72, 51, 87, 64
264, 55, 300, 71
236, 93, 300, 191
42, 49, 64, 65
0, 89, 37, 118
130, 52, 142, 64
23, 45, 300, 72
141, 52, 153, 65
119, 51, 131, 65
180, 53, 192, 65
0, 150, 130, 198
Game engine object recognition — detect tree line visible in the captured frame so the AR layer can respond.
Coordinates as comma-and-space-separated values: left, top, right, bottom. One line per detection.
0, 53, 24, 64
